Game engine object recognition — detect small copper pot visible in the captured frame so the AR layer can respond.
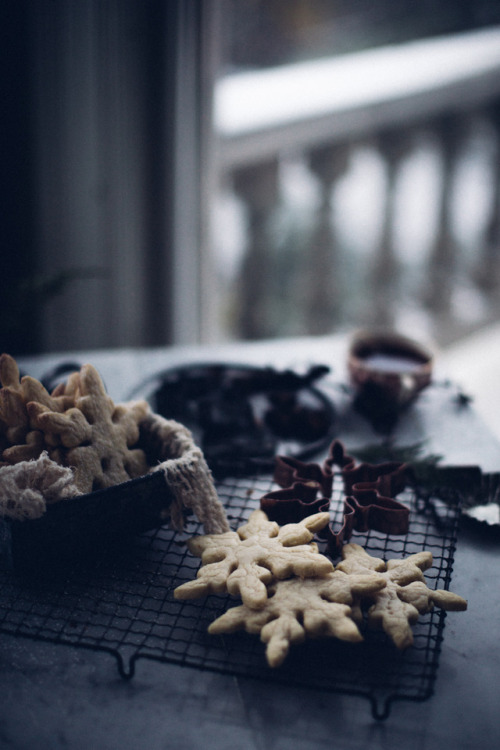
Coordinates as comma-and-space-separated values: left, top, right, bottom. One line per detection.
348, 330, 433, 408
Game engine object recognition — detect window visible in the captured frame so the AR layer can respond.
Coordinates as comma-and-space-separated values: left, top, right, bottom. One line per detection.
210, 1, 500, 346
3, 1, 500, 354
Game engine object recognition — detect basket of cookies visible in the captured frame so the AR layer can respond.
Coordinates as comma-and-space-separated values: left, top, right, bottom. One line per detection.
0, 354, 228, 573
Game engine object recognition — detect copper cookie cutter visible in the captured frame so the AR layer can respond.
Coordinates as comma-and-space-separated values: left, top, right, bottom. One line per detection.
260, 440, 409, 557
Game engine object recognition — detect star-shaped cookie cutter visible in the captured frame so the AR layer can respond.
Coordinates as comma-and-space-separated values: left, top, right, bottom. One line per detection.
260, 440, 409, 557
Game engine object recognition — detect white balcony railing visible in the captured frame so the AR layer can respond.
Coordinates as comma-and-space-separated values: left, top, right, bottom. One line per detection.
211, 27, 500, 345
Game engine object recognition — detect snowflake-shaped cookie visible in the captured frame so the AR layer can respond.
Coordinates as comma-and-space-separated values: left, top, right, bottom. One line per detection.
28, 364, 150, 493
174, 509, 334, 609
0, 353, 75, 463
208, 568, 387, 667
337, 543, 467, 648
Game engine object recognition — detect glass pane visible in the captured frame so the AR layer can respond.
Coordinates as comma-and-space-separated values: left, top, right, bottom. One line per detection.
211, 1, 500, 347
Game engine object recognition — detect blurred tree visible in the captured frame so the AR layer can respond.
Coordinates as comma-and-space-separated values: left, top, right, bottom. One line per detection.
221, 0, 500, 72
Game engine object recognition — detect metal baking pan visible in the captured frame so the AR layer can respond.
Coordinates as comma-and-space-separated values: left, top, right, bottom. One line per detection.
0, 470, 174, 575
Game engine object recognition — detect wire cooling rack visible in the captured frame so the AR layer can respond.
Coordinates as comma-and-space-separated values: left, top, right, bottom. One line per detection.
0, 468, 462, 720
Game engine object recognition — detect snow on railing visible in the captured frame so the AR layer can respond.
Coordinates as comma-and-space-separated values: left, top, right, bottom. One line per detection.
212, 28, 500, 344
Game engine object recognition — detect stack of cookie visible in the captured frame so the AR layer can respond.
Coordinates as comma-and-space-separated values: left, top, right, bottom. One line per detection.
0, 354, 228, 536
175, 509, 467, 666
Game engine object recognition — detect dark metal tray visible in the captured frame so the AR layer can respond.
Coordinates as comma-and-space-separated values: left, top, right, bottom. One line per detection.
0, 465, 462, 720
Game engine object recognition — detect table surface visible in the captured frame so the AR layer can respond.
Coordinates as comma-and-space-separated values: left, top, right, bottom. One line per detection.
1, 332, 499, 750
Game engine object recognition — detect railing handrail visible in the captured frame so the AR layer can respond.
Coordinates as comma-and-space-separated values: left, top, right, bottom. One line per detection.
215, 26, 500, 168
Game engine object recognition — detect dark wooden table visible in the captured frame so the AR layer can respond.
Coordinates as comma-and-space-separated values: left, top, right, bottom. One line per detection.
0, 334, 498, 750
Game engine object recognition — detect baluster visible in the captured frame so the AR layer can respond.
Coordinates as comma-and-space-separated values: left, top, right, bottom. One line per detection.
474, 101, 500, 298
371, 130, 413, 327
232, 158, 280, 339
423, 116, 463, 316
302, 143, 350, 334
